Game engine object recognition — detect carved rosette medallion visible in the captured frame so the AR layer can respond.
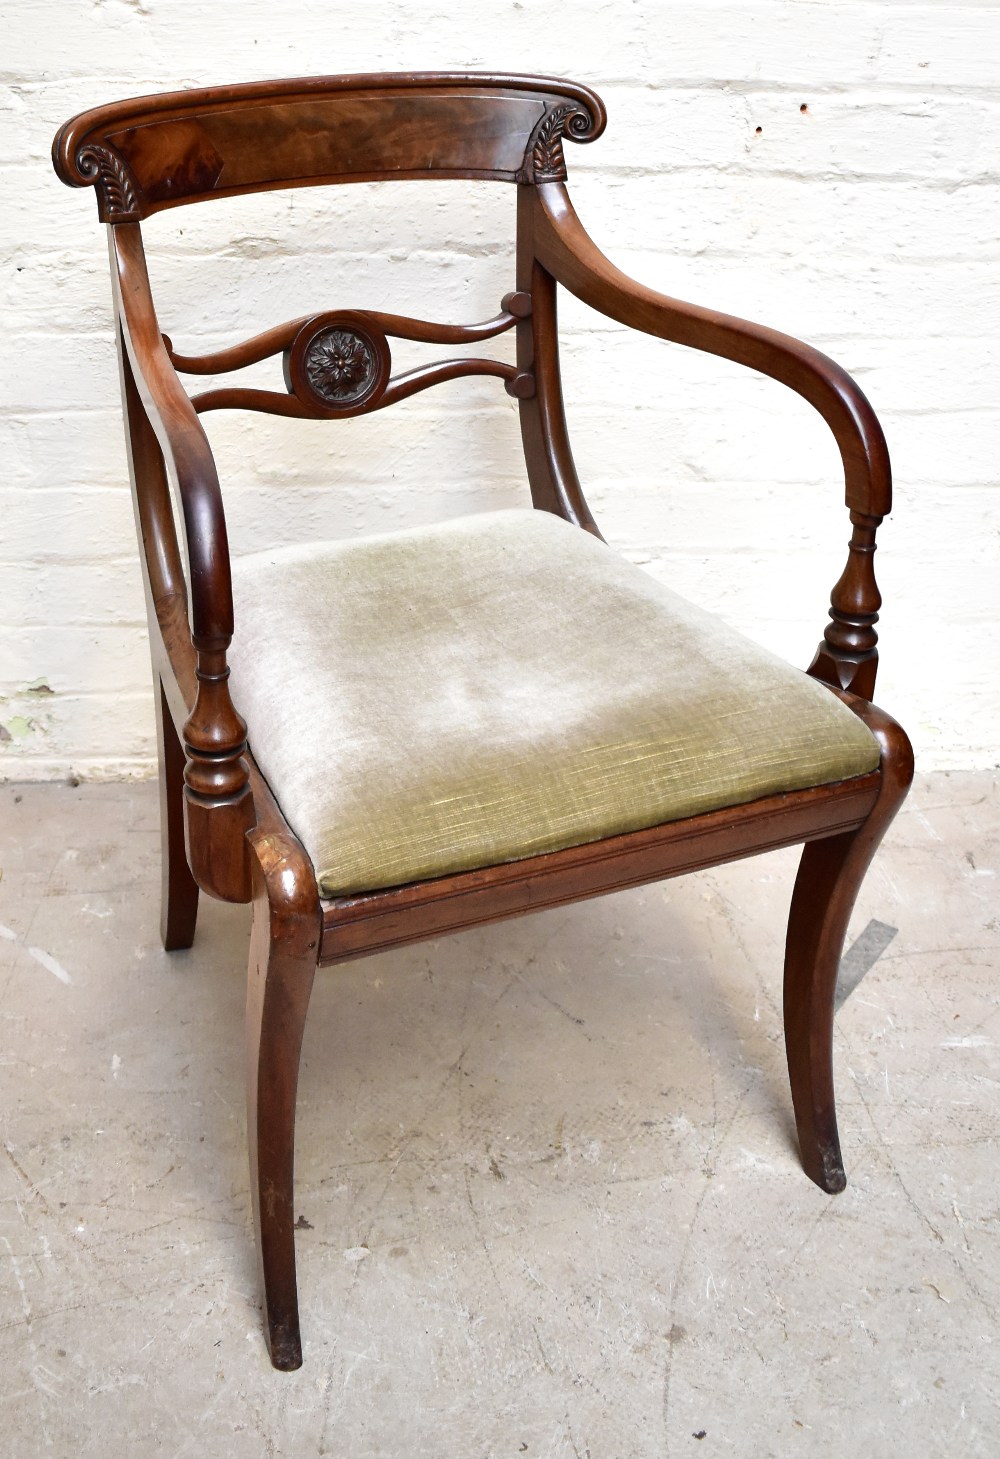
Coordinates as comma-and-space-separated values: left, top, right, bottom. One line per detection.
304, 328, 377, 404
285, 314, 391, 416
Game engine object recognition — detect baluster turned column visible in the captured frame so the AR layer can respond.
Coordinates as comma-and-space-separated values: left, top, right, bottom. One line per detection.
183, 641, 255, 902
808, 511, 883, 701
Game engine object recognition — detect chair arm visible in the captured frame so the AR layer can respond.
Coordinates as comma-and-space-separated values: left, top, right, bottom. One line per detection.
530, 184, 889, 696
531, 184, 890, 521
111, 224, 234, 647
111, 224, 253, 896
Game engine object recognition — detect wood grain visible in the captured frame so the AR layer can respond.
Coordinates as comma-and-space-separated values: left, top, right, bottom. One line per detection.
52, 74, 606, 218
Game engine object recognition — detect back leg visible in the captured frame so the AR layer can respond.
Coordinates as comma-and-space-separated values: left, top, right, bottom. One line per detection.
246, 825, 320, 1370
783, 704, 913, 1192
155, 676, 199, 951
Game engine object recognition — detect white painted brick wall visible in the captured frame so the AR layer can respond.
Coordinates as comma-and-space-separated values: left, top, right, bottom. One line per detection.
2, 0, 998, 778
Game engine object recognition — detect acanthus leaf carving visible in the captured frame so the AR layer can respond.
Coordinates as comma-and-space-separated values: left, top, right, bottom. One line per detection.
76, 143, 141, 222
522, 101, 599, 184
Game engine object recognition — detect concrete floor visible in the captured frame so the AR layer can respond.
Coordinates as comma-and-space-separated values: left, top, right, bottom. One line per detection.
0, 774, 997, 1457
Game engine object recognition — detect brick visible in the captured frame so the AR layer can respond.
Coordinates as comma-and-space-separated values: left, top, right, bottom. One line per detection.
628, 6, 1000, 90
3, 2, 648, 87
1, 333, 120, 413
577, 90, 1000, 185
1, 240, 112, 333
3, 560, 143, 626
566, 171, 1000, 266
2, 420, 128, 491
0, 692, 156, 769
557, 247, 1000, 339
0, 627, 151, 697
141, 249, 517, 341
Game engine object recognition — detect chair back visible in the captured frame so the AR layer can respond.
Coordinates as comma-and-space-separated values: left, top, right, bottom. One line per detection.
52, 73, 609, 891
53, 72, 603, 479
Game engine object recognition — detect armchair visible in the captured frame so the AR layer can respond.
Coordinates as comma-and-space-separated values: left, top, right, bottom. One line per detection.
52, 73, 912, 1370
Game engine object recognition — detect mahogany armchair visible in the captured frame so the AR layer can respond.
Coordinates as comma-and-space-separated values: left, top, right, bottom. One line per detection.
52, 73, 912, 1370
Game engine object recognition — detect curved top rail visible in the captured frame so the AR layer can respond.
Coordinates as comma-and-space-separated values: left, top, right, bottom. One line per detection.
52, 71, 607, 222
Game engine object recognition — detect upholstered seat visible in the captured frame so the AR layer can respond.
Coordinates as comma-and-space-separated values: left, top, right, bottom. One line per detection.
230, 508, 880, 896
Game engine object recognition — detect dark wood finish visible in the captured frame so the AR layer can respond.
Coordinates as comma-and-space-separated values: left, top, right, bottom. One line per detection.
321, 762, 882, 963
284, 313, 392, 414
526, 182, 890, 693
167, 299, 534, 419
784, 707, 913, 1190
155, 675, 199, 950
246, 821, 320, 1372
191, 357, 525, 418
166, 300, 526, 374
807, 513, 882, 699
529, 185, 892, 520
515, 187, 601, 534
111, 223, 254, 902
53, 73, 913, 1370
52, 74, 606, 219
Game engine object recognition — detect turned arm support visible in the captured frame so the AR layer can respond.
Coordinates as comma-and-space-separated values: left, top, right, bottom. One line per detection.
111, 223, 253, 899
530, 184, 890, 698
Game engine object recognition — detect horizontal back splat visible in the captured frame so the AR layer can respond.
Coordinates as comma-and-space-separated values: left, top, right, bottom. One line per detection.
165, 295, 536, 417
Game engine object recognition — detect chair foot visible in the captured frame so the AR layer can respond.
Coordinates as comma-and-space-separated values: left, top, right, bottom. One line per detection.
266, 1320, 304, 1372
246, 825, 320, 1370
784, 830, 856, 1193
783, 702, 912, 1192
155, 676, 199, 951
814, 1145, 848, 1196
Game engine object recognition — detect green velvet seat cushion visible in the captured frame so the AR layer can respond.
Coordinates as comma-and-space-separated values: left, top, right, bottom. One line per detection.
229, 508, 880, 897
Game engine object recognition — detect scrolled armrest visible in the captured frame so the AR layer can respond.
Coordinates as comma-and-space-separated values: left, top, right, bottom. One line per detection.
531, 184, 890, 520
530, 183, 890, 698
110, 224, 252, 894
111, 223, 235, 649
